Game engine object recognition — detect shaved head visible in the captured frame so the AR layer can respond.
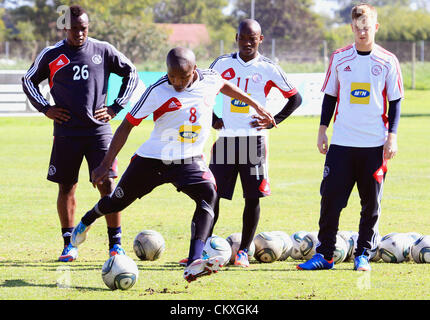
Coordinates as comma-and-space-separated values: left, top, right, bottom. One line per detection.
238, 19, 262, 36
166, 47, 196, 71
236, 19, 263, 62
166, 47, 197, 92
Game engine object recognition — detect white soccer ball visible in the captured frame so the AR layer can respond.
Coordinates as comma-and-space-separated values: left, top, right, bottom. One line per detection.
299, 231, 319, 261
133, 230, 165, 261
400, 232, 422, 261
343, 232, 381, 262
378, 233, 411, 263
338, 231, 356, 262
101, 254, 139, 291
225, 233, 255, 264
290, 231, 308, 260
333, 234, 349, 264
410, 235, 430, 263
380, 232, 398, 242
253, 232, 284, 263
203, 235, 232, 263
368, 234, 382, 262
270, 231, 293, 261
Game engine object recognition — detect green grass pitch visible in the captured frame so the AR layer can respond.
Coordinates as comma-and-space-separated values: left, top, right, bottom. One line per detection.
0, 89, 429, 301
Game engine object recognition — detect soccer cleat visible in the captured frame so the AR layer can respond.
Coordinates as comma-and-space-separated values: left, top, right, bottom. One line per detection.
183, 255, 226, 283
354, 255, 371, 271
58, 243, 78, 262
178, 258, 188, 267
70, 221, 91, 247
234, 250, 250, 267
109, 244, 126, 257
296, 253, 334, 270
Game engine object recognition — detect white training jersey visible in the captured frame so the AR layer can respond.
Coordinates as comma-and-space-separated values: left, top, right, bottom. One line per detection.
210, 52, 297, 137
322, 43, 404, 147
126, 69, 224, 161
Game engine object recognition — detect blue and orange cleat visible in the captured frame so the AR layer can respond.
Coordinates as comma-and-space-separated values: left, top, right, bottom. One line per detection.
58, 243, 78, 262
296, 253, 334, 270
109, 244, 126, 257
234, 250, 250, 268
354, 255, 371, 271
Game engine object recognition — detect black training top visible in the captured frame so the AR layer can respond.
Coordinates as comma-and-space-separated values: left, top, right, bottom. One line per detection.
22, 37, 138, 136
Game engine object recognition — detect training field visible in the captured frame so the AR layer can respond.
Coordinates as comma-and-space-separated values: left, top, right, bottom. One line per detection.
0, 89, 429, 303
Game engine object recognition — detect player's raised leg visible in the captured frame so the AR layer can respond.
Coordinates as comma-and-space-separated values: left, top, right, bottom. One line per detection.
181, 182, 226, 282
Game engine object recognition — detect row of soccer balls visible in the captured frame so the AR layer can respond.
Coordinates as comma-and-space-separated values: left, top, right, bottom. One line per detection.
132, 229, 430, 265
101, 229, 430, 290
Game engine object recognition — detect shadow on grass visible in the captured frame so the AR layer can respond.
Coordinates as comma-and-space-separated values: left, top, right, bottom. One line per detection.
0, 279, 108, 292
401, 113, 430, 117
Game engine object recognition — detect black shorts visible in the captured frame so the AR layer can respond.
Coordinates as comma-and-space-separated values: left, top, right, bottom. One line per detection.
209, 136, 270, 200
113, 154, 216, 201
47, 135, 118, 185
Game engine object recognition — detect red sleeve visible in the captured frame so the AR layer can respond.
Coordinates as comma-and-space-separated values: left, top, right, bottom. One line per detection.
125, 113, 145, 126
264, 80, 297, 98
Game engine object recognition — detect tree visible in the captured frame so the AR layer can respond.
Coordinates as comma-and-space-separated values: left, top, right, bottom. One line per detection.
230, 0, 324, 41
3, 0, 170, 64
0, 8, 7, 42
153, 0, 236, 57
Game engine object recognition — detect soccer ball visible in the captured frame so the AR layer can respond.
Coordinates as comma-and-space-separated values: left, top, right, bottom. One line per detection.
380, 232, 398, 241
290, 231, 308, 260
299, 231, 319, 261
253, 232, 284, 263
378, 233, 411, 263
133, 230, 165, 261
225, 233, 255, 264
338, 231, 356, 262
401, 232, 422, 261
270, 231, 293, 261
203, 235, 232, 263
369, 234, 382, 262
410, 235, 430, 263
333, 234, 349, 264
101, 254, 139, 290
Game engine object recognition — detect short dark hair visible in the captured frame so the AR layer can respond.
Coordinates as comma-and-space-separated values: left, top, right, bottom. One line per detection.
69, 5, 87, 19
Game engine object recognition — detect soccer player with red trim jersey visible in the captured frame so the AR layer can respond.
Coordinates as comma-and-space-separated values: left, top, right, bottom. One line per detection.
207, 19, 302, 267
70, 47, 276, 282
22, 5, 138, 262
297, 3, 403, 271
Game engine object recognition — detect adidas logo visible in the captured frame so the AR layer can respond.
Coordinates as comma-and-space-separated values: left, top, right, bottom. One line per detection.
56, 59, 65, 66
224, 71, 231, 78
168, 101, 178, 109
344, 66, 351, 72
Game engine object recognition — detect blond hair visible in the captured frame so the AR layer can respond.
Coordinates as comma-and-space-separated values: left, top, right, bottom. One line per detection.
351, 3, 378, 24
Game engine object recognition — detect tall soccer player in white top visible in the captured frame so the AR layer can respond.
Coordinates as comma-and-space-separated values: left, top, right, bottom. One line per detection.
297, 3, 403, 272
197, 19, 302, 268
70, 47, 276, 282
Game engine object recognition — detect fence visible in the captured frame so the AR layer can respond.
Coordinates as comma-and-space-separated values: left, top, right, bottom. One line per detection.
1, 39, 429, 67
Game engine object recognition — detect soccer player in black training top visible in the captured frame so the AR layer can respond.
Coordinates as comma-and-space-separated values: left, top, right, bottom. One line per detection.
22, 5, 138, 261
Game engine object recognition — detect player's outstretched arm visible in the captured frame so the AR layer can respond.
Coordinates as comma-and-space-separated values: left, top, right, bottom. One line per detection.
219, 79, 277, 128
92, 118, 134, 186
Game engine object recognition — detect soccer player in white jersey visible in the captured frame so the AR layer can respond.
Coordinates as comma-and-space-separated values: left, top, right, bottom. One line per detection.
297, 3, 403, 272
69, 47, 275, 282
202, 19, 302, 268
